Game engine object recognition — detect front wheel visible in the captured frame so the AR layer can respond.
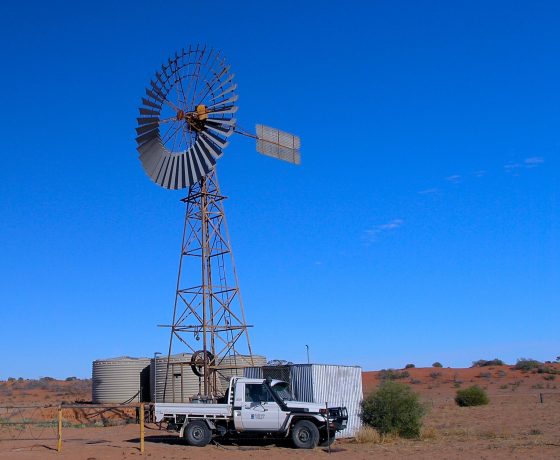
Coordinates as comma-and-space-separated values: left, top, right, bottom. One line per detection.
318, 430, 336, 447
183, 420, 212, 447
291, 420, 319, 449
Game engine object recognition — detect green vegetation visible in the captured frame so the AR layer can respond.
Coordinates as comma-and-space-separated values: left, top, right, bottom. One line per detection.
404, 363, 415, 369
361, 381, 426, 438
432, 362, 443, 368
514, 358, 542, 371
472, 359, 504, 367
455, 385, 489, 407
378, 369, 410, 380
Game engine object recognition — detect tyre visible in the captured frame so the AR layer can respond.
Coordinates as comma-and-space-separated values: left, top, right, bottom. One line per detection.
183, 420, 212, 447
318, 430, 336, 447
291, 420, 319, 449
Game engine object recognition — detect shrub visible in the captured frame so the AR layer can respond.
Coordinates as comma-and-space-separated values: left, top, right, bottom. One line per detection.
455, 385, 489, 407
361, 381, 426, 438
543, 374, 555, 381
65, 377, 78, 382
432, 362, 443, 368
378, 369, 410, 380
429, 372, 441, 379
478, 372, 492, 379
472, 359, 504, 367
404, 363, 415, 369
515, 358, 542, 372
537, 366, 559, 375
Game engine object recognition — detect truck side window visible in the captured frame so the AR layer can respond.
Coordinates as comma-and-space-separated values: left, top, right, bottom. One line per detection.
245, 384, 272, 403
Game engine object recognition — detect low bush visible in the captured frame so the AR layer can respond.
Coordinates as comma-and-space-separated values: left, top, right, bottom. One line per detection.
455, 385, 489, 407
543, 374, 556, 381
378, 369, 410, 380
432, 362, 443, 368
537, 366, 559, 375
404, 363, 415, 369
429, 372, 441, 379
361, 381, 426, 438
472, 359, 504, 367
515, 358, 542, 372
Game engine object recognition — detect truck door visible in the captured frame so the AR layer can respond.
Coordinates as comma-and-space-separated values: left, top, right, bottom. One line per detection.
240, 383, 282, 431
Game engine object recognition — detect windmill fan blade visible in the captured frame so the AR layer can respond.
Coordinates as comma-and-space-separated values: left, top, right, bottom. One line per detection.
210, 82, 237, 102
135, 46, 239, 189
255, 124, 301, 165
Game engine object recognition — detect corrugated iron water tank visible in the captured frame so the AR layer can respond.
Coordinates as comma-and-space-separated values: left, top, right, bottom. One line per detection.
151, 353, 267, 402
92, 357, 151, 403
151, 353, 197, 403
216, 354, 267, 390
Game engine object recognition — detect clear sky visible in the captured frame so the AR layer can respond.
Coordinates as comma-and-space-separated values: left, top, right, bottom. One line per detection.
0, 1, 558, 379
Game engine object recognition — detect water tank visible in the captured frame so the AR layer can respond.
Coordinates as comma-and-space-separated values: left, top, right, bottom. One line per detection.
92, 357, 151, 403
151, 353, 267, 402
151, 353, 198, 403
217, 355, 267, 390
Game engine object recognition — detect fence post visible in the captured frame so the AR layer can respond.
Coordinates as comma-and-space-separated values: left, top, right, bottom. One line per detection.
140, 403, 145, 454
57, 406, 62, 452
540, 393, 544, 404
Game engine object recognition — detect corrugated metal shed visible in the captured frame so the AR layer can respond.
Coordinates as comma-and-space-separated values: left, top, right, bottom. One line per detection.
244, 364, 363, 438
92, 357, 151, 403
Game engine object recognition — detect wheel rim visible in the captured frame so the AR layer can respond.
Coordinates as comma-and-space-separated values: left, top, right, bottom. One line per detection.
298, 428, 311, 443
192, 426, 204, 440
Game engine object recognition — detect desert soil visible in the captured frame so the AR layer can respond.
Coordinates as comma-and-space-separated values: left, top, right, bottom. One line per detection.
1, 365, 559, 459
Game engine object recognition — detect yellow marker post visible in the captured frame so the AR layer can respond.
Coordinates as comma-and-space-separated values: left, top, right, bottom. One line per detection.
57, 406, 63, 452
140, 403, 145, 454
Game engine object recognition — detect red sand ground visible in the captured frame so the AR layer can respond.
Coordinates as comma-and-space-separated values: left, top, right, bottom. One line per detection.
1, 365, 559, 459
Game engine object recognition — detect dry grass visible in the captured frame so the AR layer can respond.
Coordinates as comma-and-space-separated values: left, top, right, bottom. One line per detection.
355, 426, 382, 443
420, 426, 440, 440
354, 426, 401, 444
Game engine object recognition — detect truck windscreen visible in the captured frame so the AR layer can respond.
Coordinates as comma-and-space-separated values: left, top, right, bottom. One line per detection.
272, 382, 295, 401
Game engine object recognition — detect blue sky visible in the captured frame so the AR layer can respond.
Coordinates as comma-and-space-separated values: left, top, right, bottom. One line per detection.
0, 1, 558, 379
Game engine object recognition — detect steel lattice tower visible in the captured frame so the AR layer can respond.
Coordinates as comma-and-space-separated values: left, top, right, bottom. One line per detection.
163, 168, 253, 399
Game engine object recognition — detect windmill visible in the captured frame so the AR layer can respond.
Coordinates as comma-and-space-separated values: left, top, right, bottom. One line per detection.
135, 45, 301, 401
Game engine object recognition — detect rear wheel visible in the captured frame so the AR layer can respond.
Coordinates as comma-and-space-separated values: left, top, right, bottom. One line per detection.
291, 420, 319, 449
183, 420, 212, 447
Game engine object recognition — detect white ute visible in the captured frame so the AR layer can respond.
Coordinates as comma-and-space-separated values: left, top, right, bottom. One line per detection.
154, 376, 348, 449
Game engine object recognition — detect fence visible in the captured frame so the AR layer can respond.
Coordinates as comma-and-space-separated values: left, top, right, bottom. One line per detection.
0, 403, 148, 454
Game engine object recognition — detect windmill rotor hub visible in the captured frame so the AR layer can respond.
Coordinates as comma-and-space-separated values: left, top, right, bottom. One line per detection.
195, 104, 209, 120
184, 110, 206, 132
